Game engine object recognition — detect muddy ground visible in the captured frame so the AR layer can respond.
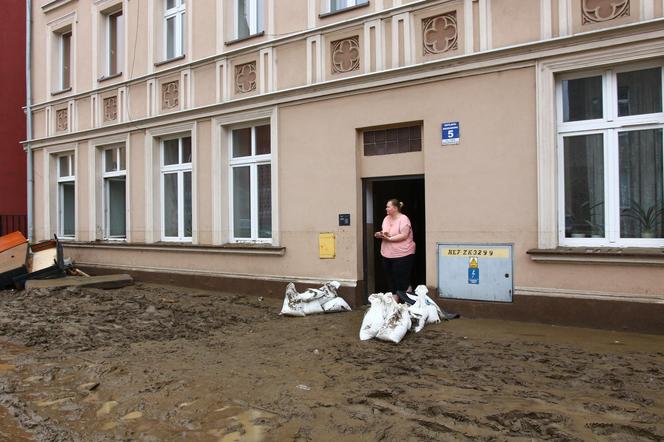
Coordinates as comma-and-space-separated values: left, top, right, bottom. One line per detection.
0, 283, 663, 441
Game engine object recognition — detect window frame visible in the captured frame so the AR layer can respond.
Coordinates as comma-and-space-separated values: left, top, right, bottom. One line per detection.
59, 31, 72, 90
102, 145, 127, 240
105, 9, 124, 77
160, 135, 192, 242
164, 0, 186, 60
228, 123, 272, 243
556, 62, 664, 247
234, 0, 264, 40
328, 0, 369, 13
57, 152, 76, 239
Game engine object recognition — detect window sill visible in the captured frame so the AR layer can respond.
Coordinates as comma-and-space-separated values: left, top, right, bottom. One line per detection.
154, 54, 186, 67
225, 31, 265, 46
98, 72, 123, 83
63, 241, 286, 256
51, 88, 72, 97
527, 247, 664, 266
319, 2, 370, 19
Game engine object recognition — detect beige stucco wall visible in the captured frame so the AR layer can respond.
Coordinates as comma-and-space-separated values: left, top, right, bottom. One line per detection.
193, 63, 217, 108
492, 0, 541, 48
274, 0, 308, 36
275, 40, 307, 90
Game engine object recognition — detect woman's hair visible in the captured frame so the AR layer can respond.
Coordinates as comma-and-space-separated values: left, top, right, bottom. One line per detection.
388, 198, 404, 211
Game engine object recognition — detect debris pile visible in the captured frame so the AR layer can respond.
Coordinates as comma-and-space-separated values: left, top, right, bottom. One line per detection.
280, 281, 352, 316
360, 285, 447, 344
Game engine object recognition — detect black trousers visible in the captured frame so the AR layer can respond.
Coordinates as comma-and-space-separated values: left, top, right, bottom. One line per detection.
382, 254, 415, 294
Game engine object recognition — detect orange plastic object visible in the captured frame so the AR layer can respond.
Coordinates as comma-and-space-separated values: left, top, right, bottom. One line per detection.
0, 231, 28, 254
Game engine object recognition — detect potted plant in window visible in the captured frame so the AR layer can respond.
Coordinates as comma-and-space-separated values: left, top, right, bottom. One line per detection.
621, 200, 664, 239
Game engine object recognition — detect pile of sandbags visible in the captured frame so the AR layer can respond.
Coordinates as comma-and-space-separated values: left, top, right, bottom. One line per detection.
280, 281, 352, 316
359, 285, 445, 343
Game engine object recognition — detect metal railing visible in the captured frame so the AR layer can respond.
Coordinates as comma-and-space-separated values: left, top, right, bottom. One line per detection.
0, 215, 28, 237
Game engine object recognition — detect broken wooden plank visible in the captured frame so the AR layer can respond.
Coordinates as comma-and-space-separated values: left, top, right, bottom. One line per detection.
25, 274, 134, 290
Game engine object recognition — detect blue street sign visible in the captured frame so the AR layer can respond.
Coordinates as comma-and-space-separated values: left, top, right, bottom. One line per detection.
468, 267, 479, 284
442, 122, 460, 145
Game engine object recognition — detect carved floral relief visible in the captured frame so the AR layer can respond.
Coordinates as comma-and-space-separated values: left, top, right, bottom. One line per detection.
423, 12, 458, 55
162, 81, 180, 110
331, 36, 360, 74
56, 109, 68, 132
582, 0, 630, 24
235, 62, 257, 93
103, 96, 118, 122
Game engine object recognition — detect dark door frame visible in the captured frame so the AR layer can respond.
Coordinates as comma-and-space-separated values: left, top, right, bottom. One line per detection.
362, 174, 425, 304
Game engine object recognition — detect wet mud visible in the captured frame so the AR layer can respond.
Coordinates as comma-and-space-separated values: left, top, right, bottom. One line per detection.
0, 283, 663, 441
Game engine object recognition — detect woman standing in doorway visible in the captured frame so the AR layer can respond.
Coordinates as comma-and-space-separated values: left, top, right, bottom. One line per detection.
374, 198, 416, 303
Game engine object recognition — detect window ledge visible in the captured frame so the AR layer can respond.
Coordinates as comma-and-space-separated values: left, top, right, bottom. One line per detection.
154, 55, 186, 68
42, 0, 75, 13
62, 241, 286, 256
225, 31, 266, 46
319, 2, 370, 19
527, 247, 664, 266
51, 88, 72, 97
98, 72, 123, 83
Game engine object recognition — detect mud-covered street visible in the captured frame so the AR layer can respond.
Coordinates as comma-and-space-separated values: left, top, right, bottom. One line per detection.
0, 283, 663, 441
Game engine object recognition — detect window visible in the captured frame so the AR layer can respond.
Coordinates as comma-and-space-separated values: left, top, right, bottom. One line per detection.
103, 146, 126, 239
363, 124, 422, 156
558, 64, 664, 246
164, 0, 185, 60
59, 31, 72, 90
330, 0, 368, 13
230, 125, 272, 241
105, 10, 124, 76
236, 0, 264, 40
161, 136, 192, 241
57, 153, 75, 238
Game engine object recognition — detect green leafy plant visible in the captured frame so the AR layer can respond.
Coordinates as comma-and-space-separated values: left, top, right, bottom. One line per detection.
621, 200, 664, 236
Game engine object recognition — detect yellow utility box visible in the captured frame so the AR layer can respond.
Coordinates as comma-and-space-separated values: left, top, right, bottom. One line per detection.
319, 233, 336, 259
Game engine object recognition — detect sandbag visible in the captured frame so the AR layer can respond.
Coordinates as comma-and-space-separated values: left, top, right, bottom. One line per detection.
280, 282, 307, 316
322, 296, 351, 312
414, 285, 443, 324
408, 304, 427, 333
359, 293, 392, 340
376, 303, 412, 344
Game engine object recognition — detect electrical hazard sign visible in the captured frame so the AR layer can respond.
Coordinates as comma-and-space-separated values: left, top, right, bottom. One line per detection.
468, 257, 479, 284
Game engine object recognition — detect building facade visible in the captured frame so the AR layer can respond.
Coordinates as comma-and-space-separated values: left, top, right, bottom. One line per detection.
29, 0, 664, 331
0, 0, 27, 236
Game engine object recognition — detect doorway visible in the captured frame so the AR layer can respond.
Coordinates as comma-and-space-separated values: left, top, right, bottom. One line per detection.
363, 176, 425, 302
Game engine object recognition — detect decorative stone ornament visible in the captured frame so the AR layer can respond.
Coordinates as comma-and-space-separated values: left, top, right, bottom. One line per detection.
235, 62, 257, 93
103, 96, 118, 122
331, 36, 360, 74
582, 0, 630, 24
56, 109, 68, 132
423, 12, 458, 55
162, 81, 180, 110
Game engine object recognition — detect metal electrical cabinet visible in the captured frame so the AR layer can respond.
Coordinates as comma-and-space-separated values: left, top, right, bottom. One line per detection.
437, 243, 513, 302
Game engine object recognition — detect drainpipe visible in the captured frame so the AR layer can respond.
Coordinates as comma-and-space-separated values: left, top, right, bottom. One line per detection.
25, 0, 33, 242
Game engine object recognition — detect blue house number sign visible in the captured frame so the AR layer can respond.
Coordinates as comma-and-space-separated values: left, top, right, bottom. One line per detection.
441, 122, 460, 145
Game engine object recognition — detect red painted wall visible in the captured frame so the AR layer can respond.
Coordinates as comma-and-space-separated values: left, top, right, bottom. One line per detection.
0, 0, 26, 216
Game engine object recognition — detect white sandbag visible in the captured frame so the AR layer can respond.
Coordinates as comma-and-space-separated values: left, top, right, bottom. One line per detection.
414, 285, 443, 324
408, 305, 427, 333
301, 299, 325, 315
359, 293, 392, 341
322, 296, 352, 312
297, 288, 326, 303
376, 303, 412, 344
280, 282, 307, 316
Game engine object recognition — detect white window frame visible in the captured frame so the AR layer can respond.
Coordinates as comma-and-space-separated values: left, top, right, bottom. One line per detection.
102, 145, 127, 240
105, 10, 124, 77
164, 0, 186, 60
328, 0, 368, 13
57, 152, 76, 238
234, 0, 264, 39
556, 61, 664, 248
229, 123, 272, 243
160, 135, 192, 242
59, 31, 72, 90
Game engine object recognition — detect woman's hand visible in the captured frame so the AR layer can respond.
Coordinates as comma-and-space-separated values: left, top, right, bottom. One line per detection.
374, 231, 384, 239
